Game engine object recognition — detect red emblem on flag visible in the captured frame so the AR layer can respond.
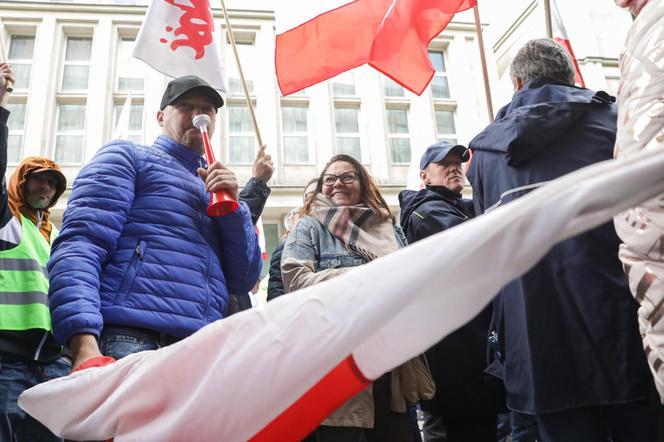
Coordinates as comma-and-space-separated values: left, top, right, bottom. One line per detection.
159, 0, 215, 60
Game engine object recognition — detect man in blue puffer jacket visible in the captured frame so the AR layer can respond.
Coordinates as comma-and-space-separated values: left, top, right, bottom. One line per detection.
48, 76, 262, 370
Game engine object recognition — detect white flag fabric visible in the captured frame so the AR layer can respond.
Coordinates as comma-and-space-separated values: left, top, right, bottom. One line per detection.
133, 0, 227, 93
112, 91, 132, 140
19, 148, 664, 441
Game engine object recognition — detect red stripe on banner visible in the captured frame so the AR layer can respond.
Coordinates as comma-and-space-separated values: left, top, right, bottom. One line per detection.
275, 0, 392, 96
249, 355, 371, 442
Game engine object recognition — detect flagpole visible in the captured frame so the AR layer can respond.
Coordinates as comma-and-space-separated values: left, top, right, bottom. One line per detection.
472, 5, 494, 121
543, 0, 553, 38
219, 0, 264, 148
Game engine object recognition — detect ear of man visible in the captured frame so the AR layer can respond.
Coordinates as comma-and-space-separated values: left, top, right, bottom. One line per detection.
419, 169, 430, 186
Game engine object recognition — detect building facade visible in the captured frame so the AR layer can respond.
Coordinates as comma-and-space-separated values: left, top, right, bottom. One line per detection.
0, 0, 632, 272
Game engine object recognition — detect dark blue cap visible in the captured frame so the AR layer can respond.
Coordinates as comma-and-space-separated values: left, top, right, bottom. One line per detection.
419, 141, 469, 170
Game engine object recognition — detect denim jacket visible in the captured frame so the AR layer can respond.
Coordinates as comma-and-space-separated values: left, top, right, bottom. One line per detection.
281, 215, 407, 294
280, 214, 407, 428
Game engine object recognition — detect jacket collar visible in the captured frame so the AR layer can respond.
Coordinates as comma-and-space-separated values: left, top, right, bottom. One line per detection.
426, 185, 462, 201
154, 135, 206, 174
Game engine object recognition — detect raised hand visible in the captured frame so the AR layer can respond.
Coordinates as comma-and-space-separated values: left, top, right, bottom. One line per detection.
252, 144, 274, 184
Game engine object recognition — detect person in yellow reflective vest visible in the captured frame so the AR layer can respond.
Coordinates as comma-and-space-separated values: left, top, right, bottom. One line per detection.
0, 63, 69, 442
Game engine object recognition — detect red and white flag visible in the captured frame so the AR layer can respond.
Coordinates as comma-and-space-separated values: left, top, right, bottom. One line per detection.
551, 0, 585, 87
275, 0, 476, 96
256, 217, 268, 261
18, 148, 664, 442
133, 0, 227, 92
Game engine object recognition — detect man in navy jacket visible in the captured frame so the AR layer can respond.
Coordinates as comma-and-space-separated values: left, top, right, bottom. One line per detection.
400, 143, 500, 442
467, 38, 656, 441
49, 76, 262, 370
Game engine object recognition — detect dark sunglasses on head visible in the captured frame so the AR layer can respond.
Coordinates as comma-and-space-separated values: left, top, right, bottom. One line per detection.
322, 171, 358, 186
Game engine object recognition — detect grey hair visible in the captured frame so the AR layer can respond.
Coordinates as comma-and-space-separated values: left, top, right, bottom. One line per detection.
510, 38, 576, 87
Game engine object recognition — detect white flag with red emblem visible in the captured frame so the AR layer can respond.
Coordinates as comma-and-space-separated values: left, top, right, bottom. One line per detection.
133, 0, 227, 93
551, 0, 585, 88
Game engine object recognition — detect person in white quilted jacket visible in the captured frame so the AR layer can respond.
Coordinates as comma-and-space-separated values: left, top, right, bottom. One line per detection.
613, 0, 664, 401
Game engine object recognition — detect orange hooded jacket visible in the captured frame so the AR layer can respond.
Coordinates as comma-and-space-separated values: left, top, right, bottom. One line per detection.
7, 156, 66, 243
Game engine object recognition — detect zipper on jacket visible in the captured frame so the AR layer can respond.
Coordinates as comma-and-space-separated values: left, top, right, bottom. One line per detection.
116, 240, 147, 300
33, 331, 48, 360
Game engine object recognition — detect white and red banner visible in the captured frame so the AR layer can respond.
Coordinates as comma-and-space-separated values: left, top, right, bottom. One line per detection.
551, 0, 586, 87
18, 147, 664, 441
133, 0, 227, 92
256, 216, 268, 261
275, 0, 476, 96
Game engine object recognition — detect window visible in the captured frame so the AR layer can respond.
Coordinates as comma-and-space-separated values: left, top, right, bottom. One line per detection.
228, 104, 255, 164
429, 50, 450, 99
8, 36, 35, 90
282, 106, 309, 163
54, 104, 86, 163
226, 40, 255, 95
386, 108, 411, 164
435, 109, 457, 144
334, 107, 361, 161
333, 72, 355, 96
62, 37, 92, 91
114, 102, 144, 144
116, 38, 145, 91
6, 103, 26, 163
384, 78, 405, 97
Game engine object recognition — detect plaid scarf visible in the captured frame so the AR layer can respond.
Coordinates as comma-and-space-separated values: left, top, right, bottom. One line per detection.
309, 194, 398, 262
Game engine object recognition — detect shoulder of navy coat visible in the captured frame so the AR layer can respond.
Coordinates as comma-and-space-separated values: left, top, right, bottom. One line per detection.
465, 79, 651, 413
48, 136, 261, 344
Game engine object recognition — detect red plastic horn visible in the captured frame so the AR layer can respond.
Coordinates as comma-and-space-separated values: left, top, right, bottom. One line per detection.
192, 114, 239, 217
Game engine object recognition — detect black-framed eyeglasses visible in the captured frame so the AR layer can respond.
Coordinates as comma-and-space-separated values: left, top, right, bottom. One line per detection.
322, 171, 358, 186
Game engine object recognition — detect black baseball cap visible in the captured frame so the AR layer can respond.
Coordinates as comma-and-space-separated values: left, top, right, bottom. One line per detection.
160, 75, 224, 110
419, 141, 469, 170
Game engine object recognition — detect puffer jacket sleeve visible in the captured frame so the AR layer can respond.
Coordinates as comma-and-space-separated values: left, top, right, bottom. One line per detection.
48, 142, 137, 344
214, 201, 262, 295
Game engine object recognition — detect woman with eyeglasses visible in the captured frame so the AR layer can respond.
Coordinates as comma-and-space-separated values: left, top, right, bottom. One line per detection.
281, 154, 427, 442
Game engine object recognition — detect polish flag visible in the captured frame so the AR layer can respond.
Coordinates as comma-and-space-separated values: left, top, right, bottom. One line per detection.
133, 0, 227, 92
275, 0, 476, 96
256, 217, 268, 261
551, 0, 585, 87
18, 148, 664, 441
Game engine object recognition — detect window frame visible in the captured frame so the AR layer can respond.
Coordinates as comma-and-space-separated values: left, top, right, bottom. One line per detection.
333, 105, 363, 163
60, 35, 93, 93
53, 101, 87, 166
280, 101, 313, 165
385, 106, 412, 165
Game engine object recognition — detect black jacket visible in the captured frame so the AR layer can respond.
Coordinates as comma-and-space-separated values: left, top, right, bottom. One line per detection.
399, 185, 499, 416
399, 186, 473, 244
226, 177, 271, 316
467, 79, 652, 413
239, 177, 271, 226
267, 241, 285, 302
